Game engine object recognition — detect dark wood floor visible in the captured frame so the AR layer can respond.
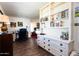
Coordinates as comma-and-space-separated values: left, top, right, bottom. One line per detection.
13, 38, 53, 56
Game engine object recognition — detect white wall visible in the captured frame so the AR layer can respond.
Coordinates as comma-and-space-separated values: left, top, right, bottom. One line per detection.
9, 16, 31, 33
9, 16, 31, 37
30, 19, 39, 32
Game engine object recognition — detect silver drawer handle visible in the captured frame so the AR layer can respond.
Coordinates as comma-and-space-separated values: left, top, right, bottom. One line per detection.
60, 49, 63, 52
44, 38, 45, 40
48, 44, 50, 46
60, 44, 63, 46
48, 49, 50, 51
48, 40, 50, 42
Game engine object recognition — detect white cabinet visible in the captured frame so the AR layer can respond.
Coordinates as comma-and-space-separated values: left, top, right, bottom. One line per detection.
37, 35, 73, 56
39, 2, 78, 56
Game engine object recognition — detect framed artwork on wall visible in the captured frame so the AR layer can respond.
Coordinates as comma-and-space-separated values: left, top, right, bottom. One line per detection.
50, 21, 54, 27
18, 22, 23, 27
10, 22, 16, 27
36, 22, 40, 29
61, 10, 65, 18
44, 17, 48, 21
61, 9, 69, 19
50, 15, 55, 27
75, 7, 79, 17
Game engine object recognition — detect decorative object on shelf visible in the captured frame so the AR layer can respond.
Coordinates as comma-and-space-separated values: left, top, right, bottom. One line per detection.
60, 31, 69, 40
36, 22, 40, 29
10, 22, 16, 27
61, 10, 66, 18
41, 17, 48, 22
50, 16, 55, 27
61, 9, 69, 19
18, 22, 23, 27
1, 22, 8, 32
52, 17, 54, 20
0, 10, 4, 15
60, 21, 63, 27
56, 22, 60, 27
50, 21, 54, 27
75, 7, 79, 17
44, 17, 48, 21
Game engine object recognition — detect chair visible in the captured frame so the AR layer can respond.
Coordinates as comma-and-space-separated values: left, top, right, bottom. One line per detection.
18, 28, 28, 41
0, 34, 13, 56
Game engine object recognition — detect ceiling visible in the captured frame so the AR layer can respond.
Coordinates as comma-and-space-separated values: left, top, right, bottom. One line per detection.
0, 2, 47, 19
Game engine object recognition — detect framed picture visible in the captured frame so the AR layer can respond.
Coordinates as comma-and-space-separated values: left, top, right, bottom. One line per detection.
56, 22, 60, 27
61, 9, 69, 18
0, 10, 4, 15
18, 22, 23, 27
44, 17, 48, 21
50, 21, 54, 27
36, 22, 40, 29
75, 7, 79, 17
10, 22, 16, 27
61, 10, 65, 18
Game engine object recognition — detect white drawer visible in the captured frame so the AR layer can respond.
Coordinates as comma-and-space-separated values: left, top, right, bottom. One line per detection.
37, 37, 44, 41
50, 40, 68, 49
50, 48, 61, 56
38, 42, 44, 48
50, 46, 69, 56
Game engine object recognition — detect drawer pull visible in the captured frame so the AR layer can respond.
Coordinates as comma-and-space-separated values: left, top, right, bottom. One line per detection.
48, 49, 50, 51
48, 40, 50, 42
44, 42, 45, 44
48, 44, 50, 46
60, 44, 63, 46
60, 50, 63, 52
